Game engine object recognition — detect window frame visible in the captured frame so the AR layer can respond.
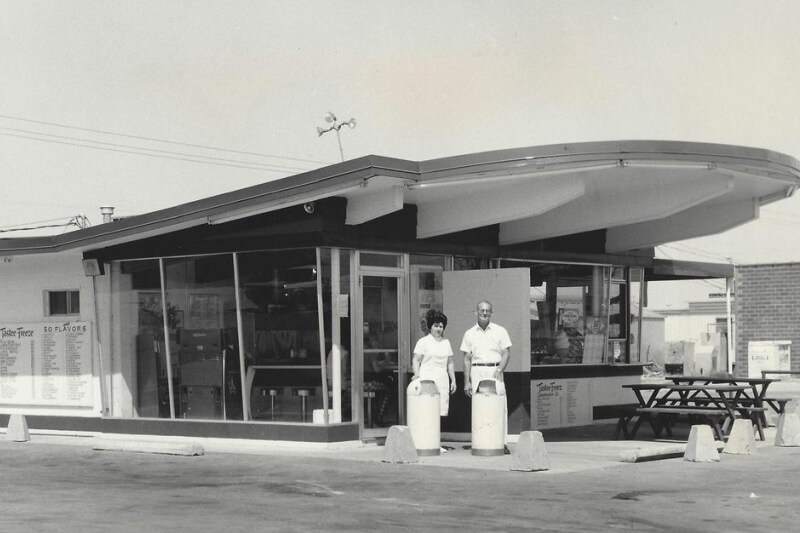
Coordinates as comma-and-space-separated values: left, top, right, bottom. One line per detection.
44, 289, 81, 316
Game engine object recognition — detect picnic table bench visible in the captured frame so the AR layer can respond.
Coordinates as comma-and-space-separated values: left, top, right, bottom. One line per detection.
667, 375, 778, 436
622, 383, 763, 441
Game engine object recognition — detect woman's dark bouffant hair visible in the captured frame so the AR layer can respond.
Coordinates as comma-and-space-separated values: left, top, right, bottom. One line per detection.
425, 309, 448, 331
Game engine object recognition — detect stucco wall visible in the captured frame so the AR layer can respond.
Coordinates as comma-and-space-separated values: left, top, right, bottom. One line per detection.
0, 252, 103, 417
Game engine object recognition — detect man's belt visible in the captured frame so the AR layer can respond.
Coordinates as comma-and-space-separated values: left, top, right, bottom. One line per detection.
472, 362, 499, 367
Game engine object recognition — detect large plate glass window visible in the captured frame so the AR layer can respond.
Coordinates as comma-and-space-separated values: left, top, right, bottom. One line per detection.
237, 249, 324, 422
163, 255, 241, 420
111, 259, 174, 419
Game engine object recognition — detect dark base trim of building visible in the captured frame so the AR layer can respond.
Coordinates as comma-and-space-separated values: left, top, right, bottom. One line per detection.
0, 415, 360, 443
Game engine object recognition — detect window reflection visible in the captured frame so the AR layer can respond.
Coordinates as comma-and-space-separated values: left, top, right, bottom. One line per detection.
164, 255, 240, 420
112, 259, 175, 419
238, 249, 324, 422
112, 250, 329, 423
501, 261, 634, 365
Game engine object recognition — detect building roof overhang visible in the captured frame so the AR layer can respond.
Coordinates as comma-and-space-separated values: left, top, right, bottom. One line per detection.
1, 140, 798, 260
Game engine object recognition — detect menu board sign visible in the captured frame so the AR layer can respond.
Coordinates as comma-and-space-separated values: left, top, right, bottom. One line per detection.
0, 322, 93, 406
531, 378, 591, 429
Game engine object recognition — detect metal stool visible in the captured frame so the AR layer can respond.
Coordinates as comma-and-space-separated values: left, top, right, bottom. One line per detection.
256, 387, 282, 420
293, 388, 312, 422
267, 388, 282, 420
364, 391, 376, 428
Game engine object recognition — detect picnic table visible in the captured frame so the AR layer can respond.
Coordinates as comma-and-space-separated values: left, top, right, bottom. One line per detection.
622, 382, 761, 441
668, 375, 778, 432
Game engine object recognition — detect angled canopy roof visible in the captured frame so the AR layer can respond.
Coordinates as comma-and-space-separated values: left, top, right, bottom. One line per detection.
1, 140, 798, 257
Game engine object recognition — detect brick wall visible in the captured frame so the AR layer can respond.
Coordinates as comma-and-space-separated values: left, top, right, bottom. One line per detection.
735, 263, 800, 376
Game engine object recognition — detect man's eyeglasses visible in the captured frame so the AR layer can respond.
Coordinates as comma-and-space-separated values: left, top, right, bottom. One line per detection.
477, 309, 492, 316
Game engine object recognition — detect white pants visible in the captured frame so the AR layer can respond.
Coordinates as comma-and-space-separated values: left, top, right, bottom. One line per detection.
469, 365, 508, 445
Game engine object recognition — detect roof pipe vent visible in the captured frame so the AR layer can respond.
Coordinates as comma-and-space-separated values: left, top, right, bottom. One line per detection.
100, 206, 115, 224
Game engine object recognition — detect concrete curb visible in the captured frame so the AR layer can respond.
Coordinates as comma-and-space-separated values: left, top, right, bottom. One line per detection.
620, 444, 687, 463
93, 439, 204, 456
619, 441, 726, 463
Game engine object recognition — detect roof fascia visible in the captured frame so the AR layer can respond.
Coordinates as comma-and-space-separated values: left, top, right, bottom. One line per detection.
0, 155, 419, 256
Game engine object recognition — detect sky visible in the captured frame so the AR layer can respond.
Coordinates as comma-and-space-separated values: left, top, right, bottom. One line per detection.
2, 1, 800, 308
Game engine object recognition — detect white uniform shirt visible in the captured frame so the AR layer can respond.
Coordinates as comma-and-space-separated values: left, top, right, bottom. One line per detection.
413, 334, 453, 373
459, 322, 512, 364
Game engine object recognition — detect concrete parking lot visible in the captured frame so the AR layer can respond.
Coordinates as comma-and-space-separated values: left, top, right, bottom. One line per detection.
2, 423, 800, 532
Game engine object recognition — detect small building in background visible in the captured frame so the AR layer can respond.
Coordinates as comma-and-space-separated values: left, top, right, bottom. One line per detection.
652, 299, 732, 375
631, 305, 666, 367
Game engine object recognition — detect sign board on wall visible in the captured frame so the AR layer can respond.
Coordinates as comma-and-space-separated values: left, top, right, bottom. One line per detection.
747, 340, 791, 379
531, 378, 591, 429
442, 268, 531, 372
0, 322, 93, 406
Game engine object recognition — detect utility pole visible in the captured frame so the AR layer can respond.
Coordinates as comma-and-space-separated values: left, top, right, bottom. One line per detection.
316, 112, 356, 162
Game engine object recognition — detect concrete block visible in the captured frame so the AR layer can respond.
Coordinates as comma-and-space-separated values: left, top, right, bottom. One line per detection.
510, 431, 550, 472
6, 414, 30, 442
775, 411, 800, 447
785, 399, 800, 416
382, 425, 418, 464
684, 425, 720, 462
723, 418, 756, 454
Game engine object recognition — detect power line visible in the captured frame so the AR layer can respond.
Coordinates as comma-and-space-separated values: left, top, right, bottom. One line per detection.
0, 113, 330, 166
2, 132, 311, 173
0, 216, 79, 228
0, 216, 86, 234
659, 243, 732, 263
1, 127, 313, 173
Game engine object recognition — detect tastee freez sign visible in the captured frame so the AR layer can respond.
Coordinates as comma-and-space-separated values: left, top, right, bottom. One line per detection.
0, 322, 93, 406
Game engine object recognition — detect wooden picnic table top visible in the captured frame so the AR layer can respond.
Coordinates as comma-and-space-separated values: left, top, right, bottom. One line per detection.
663, 384, 747, 393
623, 383, 750, 411
623, 383, 747, 392
668, 375, 778, 385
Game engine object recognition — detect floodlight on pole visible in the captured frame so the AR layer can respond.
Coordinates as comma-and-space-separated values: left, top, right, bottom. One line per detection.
316, 111, 356, 161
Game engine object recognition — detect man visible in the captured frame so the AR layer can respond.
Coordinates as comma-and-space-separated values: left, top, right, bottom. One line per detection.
460, 300, 512, 452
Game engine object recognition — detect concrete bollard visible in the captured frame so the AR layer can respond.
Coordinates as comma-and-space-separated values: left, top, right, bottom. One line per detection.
723, 418, 757, 454
6, 414, 30, 442
684, 425, 720, 462
785, 399, 800, 416
775, 411, 800, 447
768, 398, 800, 427
510, 431, 550, 472
382, 425, 419, 464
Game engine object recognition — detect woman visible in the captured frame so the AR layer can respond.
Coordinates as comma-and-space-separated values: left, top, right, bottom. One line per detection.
411, 309, 456, 417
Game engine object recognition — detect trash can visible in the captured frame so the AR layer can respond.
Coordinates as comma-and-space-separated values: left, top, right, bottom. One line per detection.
471, 378, 505, 456
406, 379, 441, 456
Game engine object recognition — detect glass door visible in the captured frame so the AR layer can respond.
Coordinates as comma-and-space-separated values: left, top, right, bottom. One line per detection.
360, 274, 403, 438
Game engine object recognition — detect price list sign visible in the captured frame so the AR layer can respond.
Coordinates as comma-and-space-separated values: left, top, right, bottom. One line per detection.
531, 378, 590, 429
0, 322, 93, 406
